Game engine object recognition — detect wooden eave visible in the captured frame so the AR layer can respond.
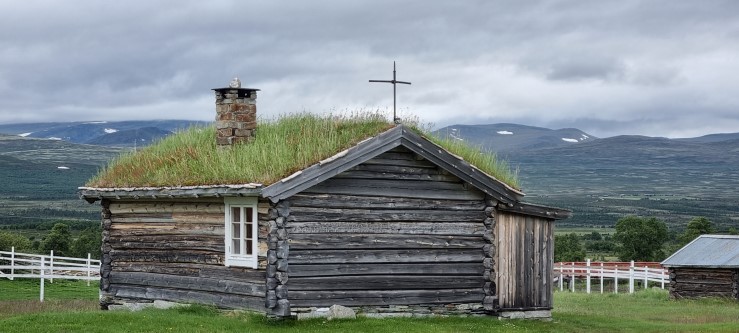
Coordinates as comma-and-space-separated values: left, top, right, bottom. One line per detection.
497, 201, 572, 220
78, 184, 262, 203
262, 125, 526, 205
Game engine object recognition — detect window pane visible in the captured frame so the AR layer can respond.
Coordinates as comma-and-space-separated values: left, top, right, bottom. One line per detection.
232, 239, 240, 255
245, 207, 253, 222
246, 239, 252, 255
232, 207, 241, 222
232, 222, 241, 239
246, 222, 253, 239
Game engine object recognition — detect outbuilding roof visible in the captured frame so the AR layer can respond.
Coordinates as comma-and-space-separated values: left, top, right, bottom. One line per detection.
661, 234, 739, 268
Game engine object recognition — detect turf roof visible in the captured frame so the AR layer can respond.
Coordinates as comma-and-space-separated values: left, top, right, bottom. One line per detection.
86, 113, 520, 190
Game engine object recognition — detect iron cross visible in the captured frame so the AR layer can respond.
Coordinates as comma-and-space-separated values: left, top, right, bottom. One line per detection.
369, 61, 411, 124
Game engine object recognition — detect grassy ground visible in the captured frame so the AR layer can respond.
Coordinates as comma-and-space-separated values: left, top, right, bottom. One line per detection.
1, 282, 738, 332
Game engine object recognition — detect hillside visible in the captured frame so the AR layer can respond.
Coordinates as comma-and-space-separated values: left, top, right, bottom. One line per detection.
507, 135, 739, 229
0, 135, 122, 226
0, 120, 206, 147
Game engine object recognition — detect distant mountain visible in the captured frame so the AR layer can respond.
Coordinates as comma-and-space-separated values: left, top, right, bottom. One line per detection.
88, 127, 173, 147
434, 123, 596, 152
677, 132, 739, 143
0, 120, 207, 147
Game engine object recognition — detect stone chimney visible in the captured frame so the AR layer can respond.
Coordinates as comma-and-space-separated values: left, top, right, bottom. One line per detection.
213, 77, 259, 145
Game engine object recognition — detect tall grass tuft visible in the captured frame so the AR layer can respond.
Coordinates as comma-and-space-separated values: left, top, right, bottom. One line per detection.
421, 129, 520, 190
88, 112, 520, 190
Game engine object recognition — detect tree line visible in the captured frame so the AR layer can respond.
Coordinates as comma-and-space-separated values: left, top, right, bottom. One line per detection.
0, 223, 101, 259
555, 216, 727, 262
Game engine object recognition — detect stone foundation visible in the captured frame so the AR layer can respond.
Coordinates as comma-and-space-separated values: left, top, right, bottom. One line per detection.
498, 310, 552, 320
293, 303, 488, 319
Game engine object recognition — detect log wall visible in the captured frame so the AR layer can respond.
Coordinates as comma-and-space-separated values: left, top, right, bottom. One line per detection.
100, 198, 269, 311
285, 147, 489, 314
495, 210, 553, 311
668, 267, 739, 299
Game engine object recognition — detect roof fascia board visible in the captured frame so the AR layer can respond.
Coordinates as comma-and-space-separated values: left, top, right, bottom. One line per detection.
79, 186, 262, 202
497, 202, 572, 220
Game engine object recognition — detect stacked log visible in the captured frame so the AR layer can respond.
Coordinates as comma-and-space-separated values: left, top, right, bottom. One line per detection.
266, 200, 291, 318
669, 267, 739, 299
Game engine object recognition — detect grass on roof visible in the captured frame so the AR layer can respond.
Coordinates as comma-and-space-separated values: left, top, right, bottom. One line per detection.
87, 113, 520, 190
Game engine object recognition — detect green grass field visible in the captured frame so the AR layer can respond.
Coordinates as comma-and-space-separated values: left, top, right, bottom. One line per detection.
1, 279, 738, 332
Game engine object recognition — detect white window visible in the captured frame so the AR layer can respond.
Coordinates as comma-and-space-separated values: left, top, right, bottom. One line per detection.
224, 197, 258, 268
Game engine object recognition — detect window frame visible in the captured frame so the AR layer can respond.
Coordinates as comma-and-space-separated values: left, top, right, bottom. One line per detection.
224, 197, 258, 268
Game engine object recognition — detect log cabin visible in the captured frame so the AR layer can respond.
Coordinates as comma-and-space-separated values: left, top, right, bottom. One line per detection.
80, 81, 570, 319
661, 234, 739, 300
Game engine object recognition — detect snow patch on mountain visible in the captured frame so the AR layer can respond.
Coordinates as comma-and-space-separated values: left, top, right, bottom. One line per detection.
580, 134, 589, 141
497, 130, 513, 135
48, 137, 62, 140
104, 128, 118, 134
562, 138, 579, 143
18, 132, 32, 137
449, 128, 464, 141
57, 166, 70, 170
85, 121, 108, 124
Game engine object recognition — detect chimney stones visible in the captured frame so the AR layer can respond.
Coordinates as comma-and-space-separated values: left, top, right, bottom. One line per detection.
213, 79, 259, 146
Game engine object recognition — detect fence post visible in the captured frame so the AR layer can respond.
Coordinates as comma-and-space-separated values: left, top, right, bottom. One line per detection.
40, 256, 45, 302
570, 262, 575, 292
661, 267, 665, 289
643, 266, 648, 290
629, 260, 634, 294
600, 262, 604, 294
559, 263, 563, 291
10, 246, 15, 281
586, 259, 591, 294
49, 250, 54, 284
87, 253, 92, 287
614, 265, 619, 294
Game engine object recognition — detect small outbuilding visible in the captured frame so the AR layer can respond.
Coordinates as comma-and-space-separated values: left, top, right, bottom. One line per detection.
661, 234, 739, 299
80, 82, 570, 319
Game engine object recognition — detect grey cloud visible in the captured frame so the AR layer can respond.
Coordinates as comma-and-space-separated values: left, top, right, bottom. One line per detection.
0, 1, 738, 138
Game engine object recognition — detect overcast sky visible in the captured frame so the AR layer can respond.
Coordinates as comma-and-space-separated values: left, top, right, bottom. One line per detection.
1, 1, 737, 138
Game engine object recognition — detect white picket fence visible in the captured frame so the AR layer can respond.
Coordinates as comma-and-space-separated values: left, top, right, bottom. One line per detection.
555, 259, 669, 294
0, 247, 101, 301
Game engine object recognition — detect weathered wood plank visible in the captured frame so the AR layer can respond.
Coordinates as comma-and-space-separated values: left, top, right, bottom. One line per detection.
113, 241, 224, 252
108, 285, 265, 310
110, 212, 222, 224
302, 179, 485, 201
109, 201, 224, 214
672, 283, 734, 291
290, 194, 485, 211
289, 222, 486, 236
109, 223, 223, 235
288, 207, 485, 223
290, 248, 483, 264
289, 288, 484, 306
111, 261, 265, 282
289, 233, 484, 250
288, 275, 484, 291
334, 170, 460, 182
109, 234, 223, 243
289, 262, 484, 277
348, 163, 444, 175
371, 151, 420, 161
109, 271, 265, 297
110, 250, 223, 265
362, 157, 437, 168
